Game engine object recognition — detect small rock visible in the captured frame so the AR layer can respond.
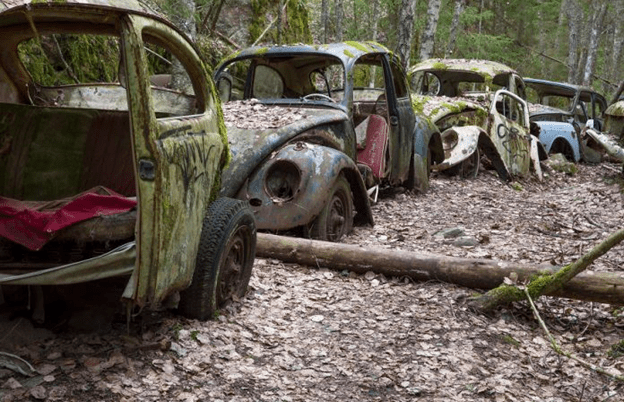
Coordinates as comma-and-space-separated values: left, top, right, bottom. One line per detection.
434, 227, 465, 239
310, 315, 324, 323
453, 236, 479, 247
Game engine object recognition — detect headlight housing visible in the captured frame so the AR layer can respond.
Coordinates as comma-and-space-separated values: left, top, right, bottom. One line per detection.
264, 160, 301, 202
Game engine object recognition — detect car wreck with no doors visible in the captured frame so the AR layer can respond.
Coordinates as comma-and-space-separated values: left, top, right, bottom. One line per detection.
0, 0, 256, 321
214, 42, 443, 242
409, 59, 545, 180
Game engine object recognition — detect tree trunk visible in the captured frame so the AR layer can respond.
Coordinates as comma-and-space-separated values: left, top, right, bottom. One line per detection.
334, 0, 344, 42
168, 0, 195, 93
550, 0, 568, 78
566, 0, 582, 84
396, 0, 417, 69
469, 228, 624, 311
418, 0, 441, 61
582, 0, 608, 86
277, 0, 283, 45
610, 0, 624, 89
256, 232, 624, 306
446, 0, 465, 58
321, 0, 329, 43
612, 81, 624, 105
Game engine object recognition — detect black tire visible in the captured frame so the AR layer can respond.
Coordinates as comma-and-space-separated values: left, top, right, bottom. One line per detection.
178, 198, 256, 320
308, 175, 353, 242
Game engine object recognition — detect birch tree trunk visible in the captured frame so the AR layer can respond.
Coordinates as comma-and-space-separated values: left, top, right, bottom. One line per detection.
321, 0, 329, 43
396, 0, 417, 69
566, 0, 582, 84
446, 0, 465, 57
419, 0, 441, 61
611, 0, 624, 86
582, 0, 608, 86
169, 0, 195, 93
334, 0, 344, 42
277, 0, 283, 45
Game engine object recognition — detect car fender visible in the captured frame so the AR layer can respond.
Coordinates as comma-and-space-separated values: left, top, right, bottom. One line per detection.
238, 143, 373, 231
435, 125, 480, 170
413, 115, 444, 163
585, 128, 624, 162
534, 121, 581, 162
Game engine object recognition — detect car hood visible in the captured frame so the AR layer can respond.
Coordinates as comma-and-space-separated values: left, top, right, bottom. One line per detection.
528, 103, 569, 117
411, 94, 487, 123
220, 102, 348, 196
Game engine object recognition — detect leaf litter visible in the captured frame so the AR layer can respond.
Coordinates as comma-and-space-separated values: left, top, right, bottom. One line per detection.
0, 162, 623, 401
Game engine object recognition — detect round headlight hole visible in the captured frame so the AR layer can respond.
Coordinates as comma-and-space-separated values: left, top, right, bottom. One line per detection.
265, 160, 301, 202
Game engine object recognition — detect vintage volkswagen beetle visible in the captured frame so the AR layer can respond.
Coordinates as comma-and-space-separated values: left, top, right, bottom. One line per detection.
525, 78, 608, 162
0, 0, 256, 321
214, 42, 443, 242
409, 59, 545, 180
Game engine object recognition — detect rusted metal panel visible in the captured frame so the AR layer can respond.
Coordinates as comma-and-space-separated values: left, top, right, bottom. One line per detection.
0, 242, 135, 285
123, 14, 227, 307
409, 60, 539, 179
585, 128, 624, 162
239, 142, 362, 230
0, 1, 230, 310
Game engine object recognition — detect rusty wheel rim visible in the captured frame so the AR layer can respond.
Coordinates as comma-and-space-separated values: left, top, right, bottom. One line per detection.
326, 191, 348, 242
217, 226, 252, 305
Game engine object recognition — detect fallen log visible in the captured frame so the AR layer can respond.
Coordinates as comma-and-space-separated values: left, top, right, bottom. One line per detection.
256, 233, 624, 305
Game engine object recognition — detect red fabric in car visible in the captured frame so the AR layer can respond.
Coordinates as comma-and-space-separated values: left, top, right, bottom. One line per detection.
356, 114, 388, 178
0, 186, 137, 251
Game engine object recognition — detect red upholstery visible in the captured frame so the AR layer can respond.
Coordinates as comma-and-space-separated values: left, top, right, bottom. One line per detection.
356, 114, 388, 179
0, 186, 136, 251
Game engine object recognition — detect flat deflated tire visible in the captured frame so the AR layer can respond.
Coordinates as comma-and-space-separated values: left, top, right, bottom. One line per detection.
178, 198, 256, 321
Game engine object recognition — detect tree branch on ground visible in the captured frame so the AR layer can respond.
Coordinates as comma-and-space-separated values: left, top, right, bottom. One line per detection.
524, 286, 624, 383
469, 228, 624, 312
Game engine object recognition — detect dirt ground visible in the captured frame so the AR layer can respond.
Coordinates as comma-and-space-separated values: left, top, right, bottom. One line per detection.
1, 161, 624, 402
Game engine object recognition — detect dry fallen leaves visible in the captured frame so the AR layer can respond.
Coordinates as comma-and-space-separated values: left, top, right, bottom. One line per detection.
0, 163, 623, 401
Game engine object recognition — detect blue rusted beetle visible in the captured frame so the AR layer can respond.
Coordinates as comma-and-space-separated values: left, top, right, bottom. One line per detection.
215, 42, 443, 242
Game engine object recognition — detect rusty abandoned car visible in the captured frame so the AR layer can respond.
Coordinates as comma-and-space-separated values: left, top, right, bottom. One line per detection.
409, 59, 545, 180
214, 42, 443, 242
0, 0, 256, 321
525, 78, 609, 163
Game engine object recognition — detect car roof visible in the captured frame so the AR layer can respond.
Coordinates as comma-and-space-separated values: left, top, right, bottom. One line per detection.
0, 0, 166, 27
221, 42, 392, 66
524, 78, 597, 97
409, 58, 517, 77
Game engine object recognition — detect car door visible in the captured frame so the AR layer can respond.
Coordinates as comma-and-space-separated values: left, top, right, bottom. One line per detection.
488, 90, 533, 176
121, 15, 227, 307
386, 56, 415, 184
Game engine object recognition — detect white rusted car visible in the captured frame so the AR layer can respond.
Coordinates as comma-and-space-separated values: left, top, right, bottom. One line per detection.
409, 59, 546, 180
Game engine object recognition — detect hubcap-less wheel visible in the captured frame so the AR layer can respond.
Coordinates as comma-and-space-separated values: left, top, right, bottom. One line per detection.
217, 225, 254, 306
458, 148, 480, 179
178, 198, 256, 321
308, 175, 353, 242
327, 190, 348, 241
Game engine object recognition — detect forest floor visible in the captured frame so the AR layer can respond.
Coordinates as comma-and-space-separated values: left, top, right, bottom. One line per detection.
1, 161, 624, 402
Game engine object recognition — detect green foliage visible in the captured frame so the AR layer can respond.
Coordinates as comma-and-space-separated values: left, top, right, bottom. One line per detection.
608, 340, 624, 359
250, 0, 312, 45
19, 34, 120, 86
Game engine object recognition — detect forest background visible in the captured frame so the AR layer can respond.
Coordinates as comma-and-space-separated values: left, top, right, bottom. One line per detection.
165, 0, 623, 101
